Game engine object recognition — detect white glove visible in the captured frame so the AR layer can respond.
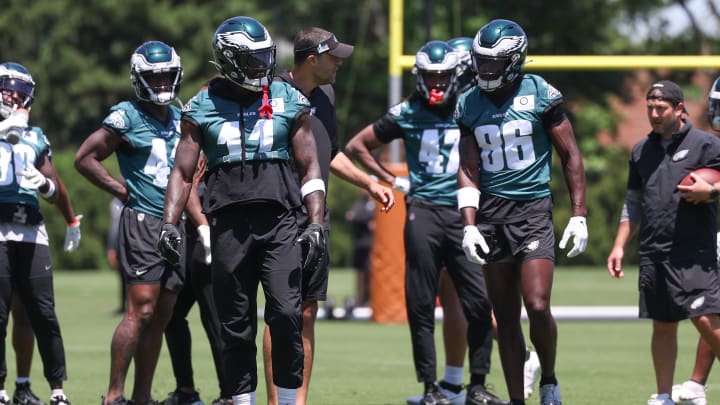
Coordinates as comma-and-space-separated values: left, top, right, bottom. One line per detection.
392, 176, 410, 194
462, 225, 489, 265
64, 215, 82, 252
19, 164, 48, 190
0, 108, 28, 133
559, 216, 588, 257
198, 224, 212, 265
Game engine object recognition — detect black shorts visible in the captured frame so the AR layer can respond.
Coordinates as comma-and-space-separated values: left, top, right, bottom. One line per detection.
301, 226, 330, 302
639, 261, 720, 322
118, 206, 185, 293
476, 213, 555, 263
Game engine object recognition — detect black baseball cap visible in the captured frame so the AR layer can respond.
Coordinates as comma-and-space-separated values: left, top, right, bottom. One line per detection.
646, 80, 685, 104
293, 27, 354, 64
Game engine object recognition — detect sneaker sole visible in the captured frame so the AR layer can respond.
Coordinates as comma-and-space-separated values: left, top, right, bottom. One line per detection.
406, 394, 466, 405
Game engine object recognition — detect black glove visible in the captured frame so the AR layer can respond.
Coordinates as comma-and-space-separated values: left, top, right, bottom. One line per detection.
295, 222, 326, 273
157, 223, 182, 265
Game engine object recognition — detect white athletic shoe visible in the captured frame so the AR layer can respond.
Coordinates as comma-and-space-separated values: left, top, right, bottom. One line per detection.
672, 380, 707, 405
523, 350, 541, 399
647, 393, 674, 405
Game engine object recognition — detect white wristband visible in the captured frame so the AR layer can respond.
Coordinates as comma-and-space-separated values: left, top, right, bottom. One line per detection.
457, 186, 480, 210
40, 178, 56, 199
301, 178, 325, 199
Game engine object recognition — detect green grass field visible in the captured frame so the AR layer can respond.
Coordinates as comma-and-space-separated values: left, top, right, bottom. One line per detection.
10, 266, 711, 404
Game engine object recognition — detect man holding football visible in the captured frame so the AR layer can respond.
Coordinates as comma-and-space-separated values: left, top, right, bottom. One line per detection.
608, 80, 720, 405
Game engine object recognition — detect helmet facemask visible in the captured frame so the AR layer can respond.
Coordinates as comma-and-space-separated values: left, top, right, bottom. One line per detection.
446, 37, 477, 94
212, 17, 276, 93
413, 41, 460, 106
472, 19, 528, 92
130, 42, 183, 106
0, 62, 35, 119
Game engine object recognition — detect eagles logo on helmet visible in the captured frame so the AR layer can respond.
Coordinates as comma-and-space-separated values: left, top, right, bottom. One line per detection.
212, 16, 276, 93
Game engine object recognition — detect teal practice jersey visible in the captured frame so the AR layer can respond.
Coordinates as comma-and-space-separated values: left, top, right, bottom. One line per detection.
183, 81, 310, 170
455, 74, 560, 200
0, 126, 51, 208
103, 101, 181, 218
386, 98, 460, 206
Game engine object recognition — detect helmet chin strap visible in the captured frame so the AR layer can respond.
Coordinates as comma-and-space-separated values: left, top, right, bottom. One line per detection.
428, 89, 445, 105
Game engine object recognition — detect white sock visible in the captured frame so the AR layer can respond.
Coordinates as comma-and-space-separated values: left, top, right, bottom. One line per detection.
232, 392, 255, 405
276, 386, 297, 405
0, 390, 8, 401
15, 377, 29, 384
443, 365, 464, 386
51, 389, 65, 398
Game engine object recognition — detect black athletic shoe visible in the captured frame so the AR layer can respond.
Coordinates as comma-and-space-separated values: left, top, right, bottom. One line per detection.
101, 396, 129, 405
421, 382, 451, 405
48, 395, 70, 405
13, 383, 46, 405
160, 391, 204, 405
466, 384, 510, 405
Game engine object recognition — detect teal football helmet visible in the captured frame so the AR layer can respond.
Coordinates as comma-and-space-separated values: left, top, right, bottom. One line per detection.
130, 41, 183, 105
412, 40, 460, 106
0, 62, 35, 119
471, 19, 528, 91
708, 76, 720, 131
212, 16, 276, 92
447, 37, 477, 93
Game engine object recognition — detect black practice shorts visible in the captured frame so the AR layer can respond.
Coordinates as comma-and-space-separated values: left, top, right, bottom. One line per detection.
476, 213, 555, 263
639, 261, 720, 322
118, 206, 185, 293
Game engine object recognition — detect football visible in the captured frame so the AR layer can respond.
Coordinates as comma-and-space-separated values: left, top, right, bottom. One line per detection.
679, 167, 720, 187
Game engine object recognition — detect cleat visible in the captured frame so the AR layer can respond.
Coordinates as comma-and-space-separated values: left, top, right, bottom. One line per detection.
672, 380, 707, 405
523, 351, 541, 399
160, 391, 204, 405
209, 399, 231, 405
465, 384, 509, 405
13, 382, 46, 405
100, 396, 129, 405
647, 393, 674, 405
539, 384, 562, 405
48, 395, 70, 405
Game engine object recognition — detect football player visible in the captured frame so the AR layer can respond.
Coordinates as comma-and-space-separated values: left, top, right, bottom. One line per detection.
0, 61, 81, 405
159, 17, 325, 405
456, 20, 588, 405
75, 41, 192, 405
346, 40, 507, 405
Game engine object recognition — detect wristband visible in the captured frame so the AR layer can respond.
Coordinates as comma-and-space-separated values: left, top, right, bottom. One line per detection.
457, 187, 480, 210
39, 178, 56, 199
711, 184, 719, 200
301, 178, 325, 199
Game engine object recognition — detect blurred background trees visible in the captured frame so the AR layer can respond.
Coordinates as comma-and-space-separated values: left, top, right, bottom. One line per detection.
0, 0, 718, 269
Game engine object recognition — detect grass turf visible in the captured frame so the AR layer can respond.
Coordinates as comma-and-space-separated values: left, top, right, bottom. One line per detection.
8, 267, 710, 404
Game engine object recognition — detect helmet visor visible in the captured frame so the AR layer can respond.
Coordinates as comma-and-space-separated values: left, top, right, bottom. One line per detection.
0, 77, 34, 106
235, 48, 275, 79
472, 55, 507, 81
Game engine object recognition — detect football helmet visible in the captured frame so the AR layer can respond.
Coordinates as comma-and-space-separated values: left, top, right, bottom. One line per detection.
447, 37, 477, 93
471, 19, 528, 91
708, 76, 720, 131
0, 62, 35, 119
212, 16, 276, 92
412, 40, 460, 106
130, 41, 183, 105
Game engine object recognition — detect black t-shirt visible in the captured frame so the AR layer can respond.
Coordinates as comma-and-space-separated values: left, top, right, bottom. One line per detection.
275, 70, 340, 225
629, 122, 720, 264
